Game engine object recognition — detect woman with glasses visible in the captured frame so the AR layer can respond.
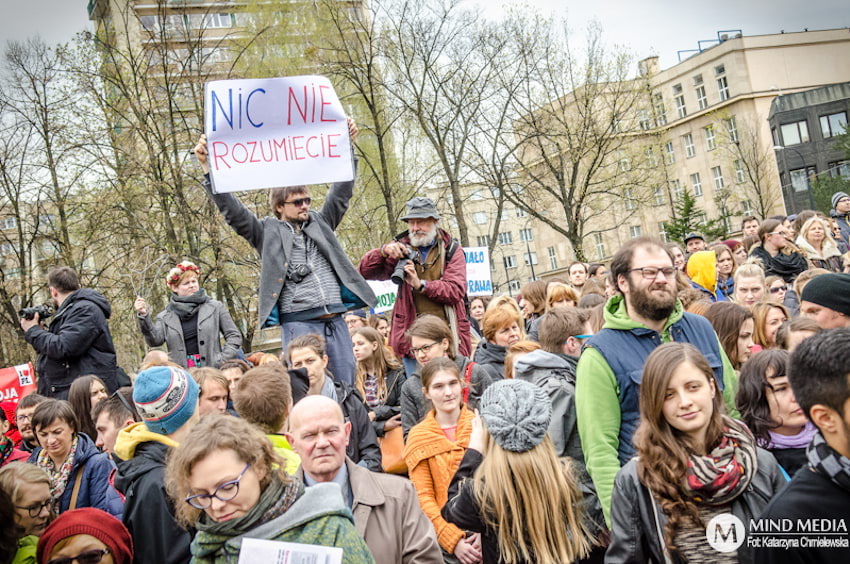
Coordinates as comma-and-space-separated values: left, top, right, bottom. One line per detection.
749, 219, 809, 283
165, 414, 373, 563
0, 462, 53, 563
134, 260, 242, 369
26, 400, 122, 518
764, 275, 787, 305
400, 315, 491, 438
36, 507, 133, 564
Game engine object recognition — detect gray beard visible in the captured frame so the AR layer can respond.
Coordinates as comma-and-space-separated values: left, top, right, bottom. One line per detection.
410, 230, 437, 248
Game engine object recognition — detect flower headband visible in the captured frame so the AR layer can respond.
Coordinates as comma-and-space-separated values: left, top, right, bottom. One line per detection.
166, 261, 200, 287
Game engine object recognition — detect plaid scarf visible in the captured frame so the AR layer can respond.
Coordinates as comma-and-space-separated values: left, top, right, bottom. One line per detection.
807, 430, 850, 492
683, 419, 757, 505
36, 434, 78, 514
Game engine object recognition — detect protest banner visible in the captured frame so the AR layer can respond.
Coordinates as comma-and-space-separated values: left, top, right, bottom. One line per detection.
205, 75, 354, 194
464, 246, 493, 296
0, 363, 36, 403
368, 279, 398, 314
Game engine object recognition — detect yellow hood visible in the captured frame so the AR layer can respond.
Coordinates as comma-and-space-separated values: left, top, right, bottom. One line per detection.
686, 250, 717, 293
113, 421, 179, 461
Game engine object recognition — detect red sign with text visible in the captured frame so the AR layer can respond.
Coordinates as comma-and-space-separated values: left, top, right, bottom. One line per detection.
0, 363, 36, 403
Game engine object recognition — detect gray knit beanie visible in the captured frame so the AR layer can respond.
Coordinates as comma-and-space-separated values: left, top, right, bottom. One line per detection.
832, 192, 850, 210
479, 379, 552, 452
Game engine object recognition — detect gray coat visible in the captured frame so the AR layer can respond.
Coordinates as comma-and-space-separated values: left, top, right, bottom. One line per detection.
136, 299, 242, 368
202, 171, 376, 328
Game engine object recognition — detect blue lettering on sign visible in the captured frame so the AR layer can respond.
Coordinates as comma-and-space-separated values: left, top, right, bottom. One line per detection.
467, 280, 492, 293
466, 251, 485, 264
211, 87, 266, 132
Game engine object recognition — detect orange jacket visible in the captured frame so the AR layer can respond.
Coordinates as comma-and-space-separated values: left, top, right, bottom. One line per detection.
403, 406, 473, 553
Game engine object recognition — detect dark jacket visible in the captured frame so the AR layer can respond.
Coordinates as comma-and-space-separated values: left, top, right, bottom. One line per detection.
27, 433, 123, 517
136, 298, 242, 368
749, 245, 809, 283
755, 465, 850, 563
25, 289, 119, 397
359, 229, 471, 359
831, 208, 850, 244
368, 367, 406, 438
442, 449, 605, 564
202, 170, 376, 328
114, 437, 191, 564
334, 380, 382, 472
770, 446, 808, 477
400, 355, 491, 439
473, 341, 507, 382
606, 448, 786, 564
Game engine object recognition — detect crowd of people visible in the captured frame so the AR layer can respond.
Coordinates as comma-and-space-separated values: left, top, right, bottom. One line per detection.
3, 124, 850, 563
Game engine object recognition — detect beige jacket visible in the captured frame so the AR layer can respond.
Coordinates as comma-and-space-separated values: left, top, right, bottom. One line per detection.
297, 459, 442, 564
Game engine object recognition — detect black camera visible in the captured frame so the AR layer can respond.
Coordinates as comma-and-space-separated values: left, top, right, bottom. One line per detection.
391, 246, 421, 285
19, 305, 53, 321
287, 264, 313, 284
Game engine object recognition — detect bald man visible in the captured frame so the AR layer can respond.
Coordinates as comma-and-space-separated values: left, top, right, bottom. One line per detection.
288, 396, 442, 564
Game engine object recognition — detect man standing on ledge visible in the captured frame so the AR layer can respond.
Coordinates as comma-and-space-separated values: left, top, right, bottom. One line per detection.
194, 118, 374, 386
358, 197, 470, 376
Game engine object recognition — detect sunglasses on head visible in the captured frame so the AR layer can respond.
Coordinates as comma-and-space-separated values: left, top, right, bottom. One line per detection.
47, 548, 110, 564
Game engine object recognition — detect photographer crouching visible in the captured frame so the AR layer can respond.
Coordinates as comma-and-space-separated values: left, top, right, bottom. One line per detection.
19, 266, 119, 399
359, 197, 471, 376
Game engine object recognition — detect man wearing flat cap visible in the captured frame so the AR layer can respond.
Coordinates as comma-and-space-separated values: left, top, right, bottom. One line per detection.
359, 197, 470, 375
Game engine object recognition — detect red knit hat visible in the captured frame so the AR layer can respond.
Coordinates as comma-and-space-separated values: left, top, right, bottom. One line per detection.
37, 508, 133, 564
0, 401, 22, 446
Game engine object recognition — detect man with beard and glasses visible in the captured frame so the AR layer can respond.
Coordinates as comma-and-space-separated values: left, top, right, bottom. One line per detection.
575, 237, 738, 526
359, 197, 470, 376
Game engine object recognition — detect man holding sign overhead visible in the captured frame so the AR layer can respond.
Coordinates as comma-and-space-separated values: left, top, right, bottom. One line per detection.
195, 76, 375, 386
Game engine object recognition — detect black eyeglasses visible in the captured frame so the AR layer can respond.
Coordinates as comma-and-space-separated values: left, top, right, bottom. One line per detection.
284, 197, 312, 207
47, 548, 110, 564
628, 266, 676, 280
15, 414, 31, 423
410, 341, 440, 356
185, 463, 250, 509
15, 499, 51, 518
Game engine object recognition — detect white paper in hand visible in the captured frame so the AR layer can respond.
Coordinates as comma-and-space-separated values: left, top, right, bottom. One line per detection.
237, 538, 343, 564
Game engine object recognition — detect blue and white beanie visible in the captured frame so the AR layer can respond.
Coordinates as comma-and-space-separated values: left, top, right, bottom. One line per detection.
133, 366, 199, 435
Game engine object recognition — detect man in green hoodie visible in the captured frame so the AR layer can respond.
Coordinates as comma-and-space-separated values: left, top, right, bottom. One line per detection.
576, 237, 738, 526
113, 365, 200, 564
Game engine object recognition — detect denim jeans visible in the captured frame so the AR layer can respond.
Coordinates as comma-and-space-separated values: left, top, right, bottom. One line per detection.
281, 316, 355, 386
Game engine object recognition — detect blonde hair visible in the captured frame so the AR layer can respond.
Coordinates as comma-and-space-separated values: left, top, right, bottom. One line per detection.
793, 267, 829, 298
799, 216, 840, 257
473, 432, 591, 563
0, 462, 50, 504
189, 367, 230, 399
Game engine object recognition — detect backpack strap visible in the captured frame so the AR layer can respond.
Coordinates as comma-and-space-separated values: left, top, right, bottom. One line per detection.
462, 361, 474, 404
69, 462, 86, 510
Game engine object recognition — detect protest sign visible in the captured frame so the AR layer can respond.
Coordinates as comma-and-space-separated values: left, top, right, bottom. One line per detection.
464, 246, 493, 296
368, 279, 398, 314
0, 363, 36, 403
238, 538, 342, 564
205, 75, 354, 194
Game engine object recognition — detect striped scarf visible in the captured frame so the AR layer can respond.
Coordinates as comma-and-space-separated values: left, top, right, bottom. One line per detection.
36, 434, 78, 513
683, 419, 756, 505
807, 430, 850, 492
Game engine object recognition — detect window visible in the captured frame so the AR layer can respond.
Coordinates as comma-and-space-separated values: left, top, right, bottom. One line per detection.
196, 13, 234, 29
548, 246, 558, 270
653, 93, 667, 126
711, 166, 725, 190
829, 160, 850, 178
670, 179, 684, 201
704, 125, 717, 150
624, 187, 636, 210
690, 173, 703, 197
524, 252, 538, 266
645, 147, 658, 167
618, 151, 631, 172
498, 232, 513, 245
658, 222, 668, 242
0, 243, 15, 255
664, 141, 675, 164
476, 235, 490, 247
696, 212, 708, 226
715, 65, 730, 101
694, 75, 708, 110
508, 279, 521, 292
519, 228, 533, 242
653, 185, 665, 206
790, 167, 816, 192
742, 200, 755, 216
629, 225, 642, 238
639, 109, 652, 131
820, 112, 847, 138
500, 208, 509, 221
725, 117, 738, 143
674, 88, 687, 119
0, 217, 16, 230
504, 255, 517, 269
594, 233, 606, 260
683, 133, 695, 158
780, 120, 810, 146
515, 207, 528, 217
472, 212, 488, 225
469, 189, 484, 201
734, 159, 746, 183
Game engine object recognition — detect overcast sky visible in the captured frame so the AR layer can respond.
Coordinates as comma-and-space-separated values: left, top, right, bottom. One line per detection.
2, 0, 848, 69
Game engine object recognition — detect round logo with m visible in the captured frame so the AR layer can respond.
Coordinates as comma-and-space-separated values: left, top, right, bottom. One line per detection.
706, 513, 746, 552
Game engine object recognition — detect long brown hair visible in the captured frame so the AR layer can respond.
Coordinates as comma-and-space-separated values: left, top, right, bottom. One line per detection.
751, 302, 789, 348
705, 302, 753, 369
634, 343, 728, 549
352, 327, 401, 401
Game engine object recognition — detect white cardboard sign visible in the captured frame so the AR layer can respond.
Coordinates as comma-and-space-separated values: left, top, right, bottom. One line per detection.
464, 246, 493, 296
237, 538, 342, 564
205, 75, 354, 194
